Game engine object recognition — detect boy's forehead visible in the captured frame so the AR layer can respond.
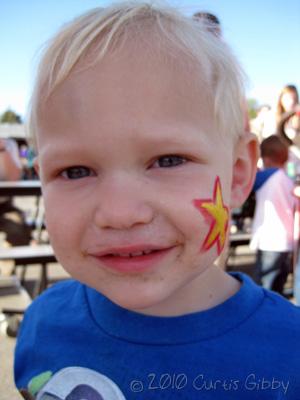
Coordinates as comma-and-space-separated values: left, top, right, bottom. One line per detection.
37, 46, 216, 144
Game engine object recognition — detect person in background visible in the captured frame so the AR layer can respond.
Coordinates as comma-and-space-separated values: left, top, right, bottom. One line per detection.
293, 180, 300, 306
276, 85, 300, 181
19, 143, 38, 180
250, 85, 300, 147
276, 85, 299, 139
250, 104, 275, 142
250, 135, 294, 295
0, 138, 22, 181
193, 11, 221, 37
0, 138, 31, 246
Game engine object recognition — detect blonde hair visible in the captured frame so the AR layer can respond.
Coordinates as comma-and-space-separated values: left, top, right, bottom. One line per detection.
28, 1, 246, 148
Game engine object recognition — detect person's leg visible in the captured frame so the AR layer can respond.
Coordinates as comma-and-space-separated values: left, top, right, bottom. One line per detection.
294, 254, 300, 305
271, 252, 292, 295
256, 250, 283, 291
254, 250, 263, 285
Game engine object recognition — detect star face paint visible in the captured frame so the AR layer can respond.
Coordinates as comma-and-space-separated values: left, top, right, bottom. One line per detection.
193, 176, 229, 255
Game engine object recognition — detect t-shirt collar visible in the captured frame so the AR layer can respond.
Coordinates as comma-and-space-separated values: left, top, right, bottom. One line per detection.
85, 272, 264, 345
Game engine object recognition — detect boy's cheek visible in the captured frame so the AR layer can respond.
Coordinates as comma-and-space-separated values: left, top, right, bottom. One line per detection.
43, 195, 81, 242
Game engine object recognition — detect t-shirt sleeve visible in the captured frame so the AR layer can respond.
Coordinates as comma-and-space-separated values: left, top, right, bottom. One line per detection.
14, 300, 42, 392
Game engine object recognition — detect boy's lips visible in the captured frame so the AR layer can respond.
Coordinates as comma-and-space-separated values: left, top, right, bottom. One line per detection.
87, 244, 176, 273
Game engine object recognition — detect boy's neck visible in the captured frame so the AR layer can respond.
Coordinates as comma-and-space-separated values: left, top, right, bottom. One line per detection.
263, 158, 284, 169
133, 265, 241, 317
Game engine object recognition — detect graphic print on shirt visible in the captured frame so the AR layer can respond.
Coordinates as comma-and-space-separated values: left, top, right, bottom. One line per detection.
193, 176, 229, 255
19, 367, 126, 400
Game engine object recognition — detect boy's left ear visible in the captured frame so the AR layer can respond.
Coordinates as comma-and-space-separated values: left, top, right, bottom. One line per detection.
230, 132, 259, 209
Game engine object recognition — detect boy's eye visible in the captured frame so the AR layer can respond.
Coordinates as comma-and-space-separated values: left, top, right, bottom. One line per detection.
152, 155, 188, 168
61, 166, 93, 180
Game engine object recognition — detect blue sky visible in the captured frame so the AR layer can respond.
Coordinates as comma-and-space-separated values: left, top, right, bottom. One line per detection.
1, 0, 299, 118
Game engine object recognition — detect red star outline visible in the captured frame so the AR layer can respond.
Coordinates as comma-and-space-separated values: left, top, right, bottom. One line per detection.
193, 176, 229, 255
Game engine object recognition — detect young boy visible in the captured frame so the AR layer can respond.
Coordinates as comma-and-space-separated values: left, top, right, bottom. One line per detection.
14, 3, 300, 399
250, 135, 294, 294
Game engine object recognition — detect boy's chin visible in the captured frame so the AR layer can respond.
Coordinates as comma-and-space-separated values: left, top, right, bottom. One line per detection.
99, 280, 201, 317
89, 281, 184, 316
103, 288, 172, 316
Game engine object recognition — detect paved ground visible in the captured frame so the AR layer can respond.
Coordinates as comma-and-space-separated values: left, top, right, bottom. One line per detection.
0, 288, 30, 400
0, 328, 20, 400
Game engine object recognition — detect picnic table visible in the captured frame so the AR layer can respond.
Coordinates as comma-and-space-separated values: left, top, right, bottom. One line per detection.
0, 180, 41, 197
0, 245, 56, 296
0, 180, 43, 244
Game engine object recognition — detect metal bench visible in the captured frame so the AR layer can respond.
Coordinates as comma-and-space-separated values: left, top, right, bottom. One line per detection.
0, 245, 58, 336
0, 245, 57, 296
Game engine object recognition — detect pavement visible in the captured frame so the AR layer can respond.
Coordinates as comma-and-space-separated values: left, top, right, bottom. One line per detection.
0, 288, 30, 400
0, 327, 20, 400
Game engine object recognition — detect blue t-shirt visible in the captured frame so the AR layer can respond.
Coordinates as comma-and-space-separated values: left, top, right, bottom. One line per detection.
15, 273, 300, 399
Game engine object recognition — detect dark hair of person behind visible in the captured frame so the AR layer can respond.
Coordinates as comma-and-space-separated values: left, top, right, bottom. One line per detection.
260, 135, 288, 165
193, 12, 221, 36
193, 12, 220, 25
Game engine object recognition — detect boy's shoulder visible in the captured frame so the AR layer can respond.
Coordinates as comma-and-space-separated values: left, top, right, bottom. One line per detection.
250, 288, 300, 370
234, 272, 300, 323
263, 289, 300, 324
28, 279, 84, 308
234, 272, 300, 322
258, 288, 300, 330
239, 281, 300, 361
22, 279, 91, 330
217, 273, 300, 349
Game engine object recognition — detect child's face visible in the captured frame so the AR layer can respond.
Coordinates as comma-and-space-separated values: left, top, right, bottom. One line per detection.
281, 91, 297, 112
36, 48, 252, 315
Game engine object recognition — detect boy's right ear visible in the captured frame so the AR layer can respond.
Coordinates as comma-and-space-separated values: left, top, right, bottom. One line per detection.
230, 132, 260, 209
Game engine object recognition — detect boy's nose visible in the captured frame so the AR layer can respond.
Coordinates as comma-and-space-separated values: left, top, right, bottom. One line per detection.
93, 178, 154, 230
